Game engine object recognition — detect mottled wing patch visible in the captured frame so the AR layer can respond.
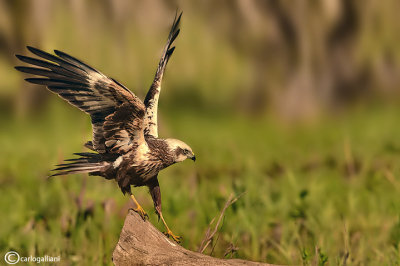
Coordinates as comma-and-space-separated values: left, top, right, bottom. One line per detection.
103, 102, 145, 154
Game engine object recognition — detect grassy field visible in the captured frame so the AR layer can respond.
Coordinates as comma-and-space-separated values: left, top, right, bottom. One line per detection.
1, 100, 400, 265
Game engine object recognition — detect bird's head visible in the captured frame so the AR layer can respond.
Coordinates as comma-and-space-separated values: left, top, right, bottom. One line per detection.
165, 138, 196, 163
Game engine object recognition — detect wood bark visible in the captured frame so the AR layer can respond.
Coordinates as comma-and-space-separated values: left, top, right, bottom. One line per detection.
112, 210, 278, 266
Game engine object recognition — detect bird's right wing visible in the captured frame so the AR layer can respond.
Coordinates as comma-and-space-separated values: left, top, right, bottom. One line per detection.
143, 12, 182, 138
15, 46, 146, 155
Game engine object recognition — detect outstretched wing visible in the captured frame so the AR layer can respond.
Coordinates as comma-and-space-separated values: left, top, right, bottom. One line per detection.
15, 46, 146, 154
143, 12, 182, 137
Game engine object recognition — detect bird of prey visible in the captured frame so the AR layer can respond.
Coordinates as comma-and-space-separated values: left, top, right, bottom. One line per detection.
15, 12, 194, 243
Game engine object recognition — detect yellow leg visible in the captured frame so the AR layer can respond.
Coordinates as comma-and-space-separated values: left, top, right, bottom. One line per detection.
130, 194, 148, 220
158, 211, 181, 243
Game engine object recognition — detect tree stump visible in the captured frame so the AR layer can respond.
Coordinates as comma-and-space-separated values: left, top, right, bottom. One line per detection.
112, 210, 279, 265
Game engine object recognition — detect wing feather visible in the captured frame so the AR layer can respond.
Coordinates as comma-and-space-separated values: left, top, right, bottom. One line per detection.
15, 46, 146, 155
143, 12, 182, 137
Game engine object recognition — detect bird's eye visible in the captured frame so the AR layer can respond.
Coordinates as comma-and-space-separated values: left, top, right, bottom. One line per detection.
183, 149, 189, 154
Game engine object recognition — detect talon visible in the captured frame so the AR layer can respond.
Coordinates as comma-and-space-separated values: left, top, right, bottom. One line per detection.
164, 229, 181, 243
130, 194, 148, 220
133, 205, 148, 220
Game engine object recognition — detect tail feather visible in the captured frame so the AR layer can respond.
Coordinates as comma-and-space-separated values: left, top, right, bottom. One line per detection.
50, 152, 104, 177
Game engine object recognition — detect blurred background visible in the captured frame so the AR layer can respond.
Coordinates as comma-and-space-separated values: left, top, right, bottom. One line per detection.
1, 0, 400, 265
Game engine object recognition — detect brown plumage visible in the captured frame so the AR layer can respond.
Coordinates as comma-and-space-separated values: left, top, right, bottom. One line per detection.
15, 12, 194, 243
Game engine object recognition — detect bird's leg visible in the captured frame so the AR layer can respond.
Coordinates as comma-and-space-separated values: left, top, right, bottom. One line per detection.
130, 193, 148, 220
148, 177, 181, 243
157, 206, 181, 243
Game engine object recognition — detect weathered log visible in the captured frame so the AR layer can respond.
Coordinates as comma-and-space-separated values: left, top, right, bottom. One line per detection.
112, 210, 278, 265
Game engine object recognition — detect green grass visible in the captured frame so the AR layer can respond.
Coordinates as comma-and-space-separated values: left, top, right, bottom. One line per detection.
1, 101, 400, 265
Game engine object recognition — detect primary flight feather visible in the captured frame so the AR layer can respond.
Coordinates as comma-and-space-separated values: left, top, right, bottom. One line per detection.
15, 12, 193, 243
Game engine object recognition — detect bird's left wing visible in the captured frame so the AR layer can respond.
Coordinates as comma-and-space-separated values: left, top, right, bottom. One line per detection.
143, 12, 182, 138
15, 46, 146, 155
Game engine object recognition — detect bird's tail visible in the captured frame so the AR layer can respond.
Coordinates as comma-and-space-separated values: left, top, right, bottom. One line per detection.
50, 152, 104, 177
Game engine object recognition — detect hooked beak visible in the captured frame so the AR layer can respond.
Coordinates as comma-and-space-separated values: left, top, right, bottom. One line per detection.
190, 154, 196, 162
